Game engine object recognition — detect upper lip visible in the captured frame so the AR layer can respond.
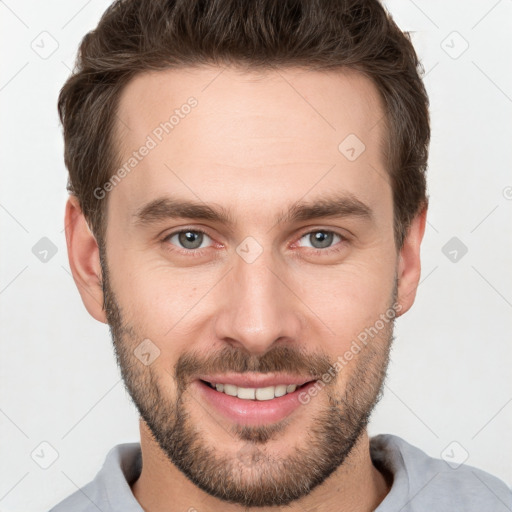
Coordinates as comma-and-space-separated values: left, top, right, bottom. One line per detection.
197, 373, 316, 388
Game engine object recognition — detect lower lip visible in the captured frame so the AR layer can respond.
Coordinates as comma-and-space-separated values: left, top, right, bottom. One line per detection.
194, 379, 318, 425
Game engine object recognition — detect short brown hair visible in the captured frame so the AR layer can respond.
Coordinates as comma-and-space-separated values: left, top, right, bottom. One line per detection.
58, 0, 429, 248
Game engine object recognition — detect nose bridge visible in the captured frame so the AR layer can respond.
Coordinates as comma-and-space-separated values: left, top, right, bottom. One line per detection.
214, 247, 301, 354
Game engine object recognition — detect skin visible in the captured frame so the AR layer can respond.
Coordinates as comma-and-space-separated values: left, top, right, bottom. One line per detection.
65, 66, 426, 512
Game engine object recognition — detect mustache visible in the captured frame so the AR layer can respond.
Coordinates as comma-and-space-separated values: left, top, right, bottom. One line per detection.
174, 345, 334, 386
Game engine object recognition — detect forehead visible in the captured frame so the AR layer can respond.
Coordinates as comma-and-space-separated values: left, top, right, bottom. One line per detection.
111, 66, 390, 223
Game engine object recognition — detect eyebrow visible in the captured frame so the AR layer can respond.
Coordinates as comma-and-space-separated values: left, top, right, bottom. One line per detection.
133, 198, 234, 226
278, 193, 373, 224
133, 193, 373, 227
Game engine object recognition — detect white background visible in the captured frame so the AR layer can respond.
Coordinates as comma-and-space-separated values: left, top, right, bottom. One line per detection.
1, 1, 511, 511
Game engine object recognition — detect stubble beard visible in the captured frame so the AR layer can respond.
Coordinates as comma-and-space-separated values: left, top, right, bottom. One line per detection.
100, 253, 395, 507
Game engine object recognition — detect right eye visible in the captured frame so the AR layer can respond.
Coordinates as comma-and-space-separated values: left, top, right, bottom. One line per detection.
165, 230, 214, 251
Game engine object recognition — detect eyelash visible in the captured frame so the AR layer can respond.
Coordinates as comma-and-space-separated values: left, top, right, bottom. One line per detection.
161, 228, 348, 256
161, 229, 218, 258
293, 230, 347, 255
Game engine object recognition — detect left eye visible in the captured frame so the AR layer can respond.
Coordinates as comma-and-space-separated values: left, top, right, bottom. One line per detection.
298, 230, 342, 249
167, 230, 212, 250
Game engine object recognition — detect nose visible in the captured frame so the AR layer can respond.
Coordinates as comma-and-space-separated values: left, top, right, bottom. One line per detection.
213, 250, 303, 355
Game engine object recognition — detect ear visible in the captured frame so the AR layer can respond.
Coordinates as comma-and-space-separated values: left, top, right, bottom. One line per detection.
65, 195, 107, 323
396, 205, 427, 317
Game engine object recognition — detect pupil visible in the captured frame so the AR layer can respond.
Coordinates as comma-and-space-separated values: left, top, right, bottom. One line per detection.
311, 231, 332, 249
179, 231, 203, 249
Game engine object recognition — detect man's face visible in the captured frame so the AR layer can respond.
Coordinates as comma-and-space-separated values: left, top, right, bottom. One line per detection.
101, 66, 400, 506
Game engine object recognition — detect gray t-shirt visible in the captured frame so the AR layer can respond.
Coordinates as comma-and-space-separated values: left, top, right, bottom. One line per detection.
49, 434, 512, 511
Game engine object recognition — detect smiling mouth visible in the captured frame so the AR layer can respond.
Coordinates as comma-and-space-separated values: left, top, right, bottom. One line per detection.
200, 379, 315, 401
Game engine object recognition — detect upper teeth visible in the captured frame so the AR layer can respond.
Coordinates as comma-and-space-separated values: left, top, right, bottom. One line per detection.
212, 383, 298, 400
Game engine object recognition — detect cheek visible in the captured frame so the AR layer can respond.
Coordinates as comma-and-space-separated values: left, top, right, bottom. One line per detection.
287, 258, 395, 352
108, 233, 396, 361
108, 254, 223, 343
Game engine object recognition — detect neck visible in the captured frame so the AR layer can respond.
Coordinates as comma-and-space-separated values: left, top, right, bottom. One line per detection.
131, 419, 390, 512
